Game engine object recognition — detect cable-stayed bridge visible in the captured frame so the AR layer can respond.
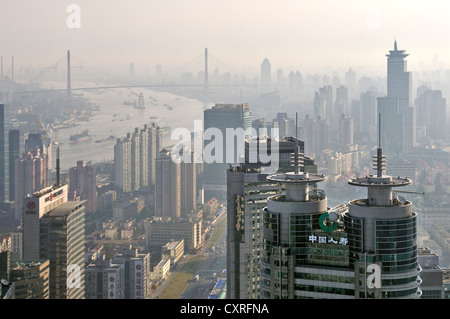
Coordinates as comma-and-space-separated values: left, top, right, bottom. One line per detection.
14, 49, 258, 96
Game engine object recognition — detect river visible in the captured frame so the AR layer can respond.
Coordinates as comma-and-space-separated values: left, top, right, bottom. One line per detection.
40, 82, 212, 172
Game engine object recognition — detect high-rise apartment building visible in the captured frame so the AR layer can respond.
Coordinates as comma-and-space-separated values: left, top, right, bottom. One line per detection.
203, 103, 252, 201
69, 160, 97, 213
415, 86, 446, 141
335, 85, 349, 129
25, 131, 52, 185
338, 114, 354, 147
314, 86, 333, 126
155, 148, 181, 219
114, 123, 163, 193
360, 89, 379, 142
180, 149, 197, 215
303, 114, 329, 156
146, 123, 163, 187
14, 150, 49, 220
114, 134, 132, 193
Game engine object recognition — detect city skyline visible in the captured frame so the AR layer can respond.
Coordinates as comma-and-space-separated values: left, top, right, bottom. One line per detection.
1, 2, 449, 303
2, 1, 450, 76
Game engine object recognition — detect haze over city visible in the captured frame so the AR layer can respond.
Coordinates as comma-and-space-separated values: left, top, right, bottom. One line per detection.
2, 0, 450, 75
0, 0, 449, 305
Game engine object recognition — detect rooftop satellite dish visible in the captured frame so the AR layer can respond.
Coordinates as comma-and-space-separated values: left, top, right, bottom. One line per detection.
398, 196, 407, 204
1, 279, 9, 286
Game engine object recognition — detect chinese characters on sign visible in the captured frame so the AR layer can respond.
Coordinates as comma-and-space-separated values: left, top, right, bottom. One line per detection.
308, 234, 348, 246
135, 261, 143, 299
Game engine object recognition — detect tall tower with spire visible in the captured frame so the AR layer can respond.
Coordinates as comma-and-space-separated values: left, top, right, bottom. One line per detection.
377, 40, 415, 157
344, 115, 421, 298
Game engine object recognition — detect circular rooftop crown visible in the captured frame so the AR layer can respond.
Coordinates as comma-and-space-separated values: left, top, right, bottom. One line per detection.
267, 171, 327, 184
348, 174, 411, 188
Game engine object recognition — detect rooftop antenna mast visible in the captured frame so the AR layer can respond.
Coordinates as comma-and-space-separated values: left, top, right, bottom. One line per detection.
375, 113, 386, 177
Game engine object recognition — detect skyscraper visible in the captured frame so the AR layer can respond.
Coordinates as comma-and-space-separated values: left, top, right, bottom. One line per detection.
259, 139, 420, 298
227, 136, 312, 299
25, 131, 52, 183
314, 86, 333, 125
69, 160, 97, 213
180, 149, 197, 215
8, 129, 20, 203
114, 134, 132, 193
260, 148, 332, 299
346, 145, 420, 298
261, 58, 271, 91
146, 123, 163, 187
0, 104, 9, 205
40, 200, 86, 299
203, 103, 252, 201
415, 87, 446, 141
155, 148, 181, 219
378, 40, 416, 157
115, 123, 163, 193
14, 150, 49, 220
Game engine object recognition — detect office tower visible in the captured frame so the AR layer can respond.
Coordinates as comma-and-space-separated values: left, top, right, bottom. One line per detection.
203, 103, 252, 201
260, 148, 332, 299
85, 254, 125, 299
378, 41, 416, 157
261, 58, 271, 91
155, 148, 181, 219
314, 86, 333, 126
146, 123, 163, 186
338, 114, 354, 146
114, 134, 132, 193
22, 184, 68, 261
10, 260, 50, 299
111, 247, 151, 299
14, 150, 49, 220
40, 200, 86, 299
8, 129, 19, 203
346, 144, 420, 298
227, 136, 310, 299
360, 89, 379, 142
415, 87, 446, 141
69, 160, 97, 213
0, 104, 9, 204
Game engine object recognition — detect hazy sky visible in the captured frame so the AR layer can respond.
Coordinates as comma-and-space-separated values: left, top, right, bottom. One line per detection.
2, 0, 450, 76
